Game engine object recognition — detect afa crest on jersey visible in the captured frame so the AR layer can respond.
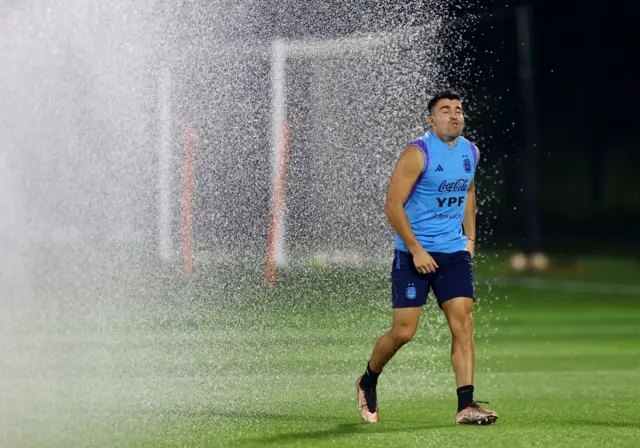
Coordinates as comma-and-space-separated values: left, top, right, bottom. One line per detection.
406, 284, 417, 300
463, 156, 472, 173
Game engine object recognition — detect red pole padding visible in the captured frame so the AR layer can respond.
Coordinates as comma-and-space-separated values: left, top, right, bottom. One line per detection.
181, 125, 195, 277
265, 123, 291, 287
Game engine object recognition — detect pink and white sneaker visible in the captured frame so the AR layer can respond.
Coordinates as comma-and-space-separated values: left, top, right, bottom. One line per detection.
356, 376, 379, 423
455, 401, 499, 425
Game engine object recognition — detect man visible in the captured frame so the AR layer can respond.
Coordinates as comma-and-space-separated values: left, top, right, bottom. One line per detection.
356, 89, 498, 425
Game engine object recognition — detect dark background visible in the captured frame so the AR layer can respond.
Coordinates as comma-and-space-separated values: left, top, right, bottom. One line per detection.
460, 0, 639, 254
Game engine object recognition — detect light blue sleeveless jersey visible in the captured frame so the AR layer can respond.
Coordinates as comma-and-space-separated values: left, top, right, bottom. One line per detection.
394, 131, 478, 254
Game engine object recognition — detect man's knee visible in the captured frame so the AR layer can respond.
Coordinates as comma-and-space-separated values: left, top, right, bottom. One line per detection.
390, 307, 421, 347
451, 318, 473, 341
390, 325, 416, 346
444, 298, 474, 338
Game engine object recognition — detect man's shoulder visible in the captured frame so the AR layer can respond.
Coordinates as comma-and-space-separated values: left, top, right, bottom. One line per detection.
407, 132, 430, 147
458, 136, 479, 157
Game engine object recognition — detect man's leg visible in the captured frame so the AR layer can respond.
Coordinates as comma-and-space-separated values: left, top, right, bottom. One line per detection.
442, 297, 475, 389
356, 250, 428, 423
443, 297, 496, 424
434, 251, 497, 425
369, 307, 422, 373
357, 307, 421, 423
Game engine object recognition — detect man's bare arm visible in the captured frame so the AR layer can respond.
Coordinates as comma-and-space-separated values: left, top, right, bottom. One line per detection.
384, 145, 439, 273
463, 149, 480, 255
384, 145, 424, 254
462, 178, 476, 240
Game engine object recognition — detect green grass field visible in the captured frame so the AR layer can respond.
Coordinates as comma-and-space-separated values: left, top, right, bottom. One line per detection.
4, 255, 640, 447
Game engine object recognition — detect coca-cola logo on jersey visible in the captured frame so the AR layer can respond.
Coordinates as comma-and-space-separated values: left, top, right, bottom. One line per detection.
438, 179, 469, 193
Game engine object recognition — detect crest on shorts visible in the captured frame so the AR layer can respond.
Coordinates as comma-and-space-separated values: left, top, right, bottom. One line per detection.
406, 283, 416, 300
463, 156, 472, 173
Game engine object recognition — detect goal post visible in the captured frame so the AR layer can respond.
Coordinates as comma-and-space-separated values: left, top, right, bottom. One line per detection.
265, 120, 291, 286
181, 125, 195, 277
158, 63, 173, 261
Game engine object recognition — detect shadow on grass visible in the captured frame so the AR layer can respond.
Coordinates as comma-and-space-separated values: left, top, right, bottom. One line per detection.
232, 421, 457, 447
182, 408, 457, 445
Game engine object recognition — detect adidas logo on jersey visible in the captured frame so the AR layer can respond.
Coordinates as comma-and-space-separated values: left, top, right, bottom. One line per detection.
435, 165, 444, 172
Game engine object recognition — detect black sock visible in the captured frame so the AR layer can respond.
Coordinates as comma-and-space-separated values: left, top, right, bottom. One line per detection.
457, 385, 474, 412
360, 362, 380, 390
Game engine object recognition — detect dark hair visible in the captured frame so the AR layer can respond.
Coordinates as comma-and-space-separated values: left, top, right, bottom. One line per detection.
427, 89, 462, 115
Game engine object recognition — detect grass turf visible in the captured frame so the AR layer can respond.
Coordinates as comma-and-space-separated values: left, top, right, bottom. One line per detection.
3, 255, 640, 447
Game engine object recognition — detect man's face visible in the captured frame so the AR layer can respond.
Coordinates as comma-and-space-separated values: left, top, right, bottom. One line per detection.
428, 98, 464, 140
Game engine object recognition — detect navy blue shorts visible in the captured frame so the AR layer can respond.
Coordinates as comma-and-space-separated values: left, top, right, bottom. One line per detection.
391, 250, 475, 309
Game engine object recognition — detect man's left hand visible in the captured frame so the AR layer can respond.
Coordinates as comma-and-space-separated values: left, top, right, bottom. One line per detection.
465, 238, 475, 258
